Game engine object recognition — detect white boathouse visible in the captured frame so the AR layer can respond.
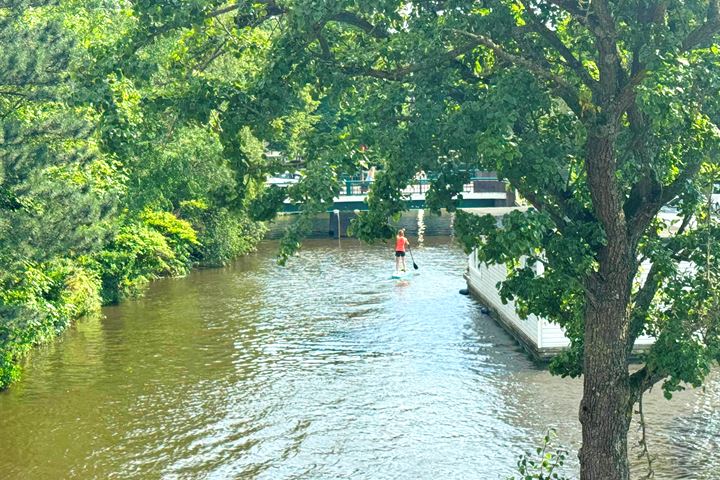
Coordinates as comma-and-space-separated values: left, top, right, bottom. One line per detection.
465, 249, 655, 360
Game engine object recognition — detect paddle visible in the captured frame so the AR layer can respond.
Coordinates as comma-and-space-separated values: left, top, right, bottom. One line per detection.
407, 243, 419, 270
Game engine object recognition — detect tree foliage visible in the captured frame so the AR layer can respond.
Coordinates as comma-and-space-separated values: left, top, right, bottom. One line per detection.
2, 1, 719, 478
202, 1, 720, 478
0, 0, 272, 389
0, 0, 119, 387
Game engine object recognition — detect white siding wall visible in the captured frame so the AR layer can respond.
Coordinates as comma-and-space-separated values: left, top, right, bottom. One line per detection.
539, 320, 570, 348
468, 251, 541, 347
468, 250, 657, 352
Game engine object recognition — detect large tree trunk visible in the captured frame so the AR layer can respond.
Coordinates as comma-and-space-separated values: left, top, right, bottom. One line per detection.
579, 275, 634, 480
580, 132, 636, 480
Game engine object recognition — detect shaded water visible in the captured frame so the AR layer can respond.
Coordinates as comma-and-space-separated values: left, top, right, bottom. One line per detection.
0, 238, 717, 479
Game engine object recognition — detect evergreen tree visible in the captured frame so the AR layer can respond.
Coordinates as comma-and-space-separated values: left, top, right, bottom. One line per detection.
0, 0, 117, 387
0, 0, 115, 267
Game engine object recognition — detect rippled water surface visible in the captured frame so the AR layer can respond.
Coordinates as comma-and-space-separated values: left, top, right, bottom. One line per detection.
1, 238, 718, 479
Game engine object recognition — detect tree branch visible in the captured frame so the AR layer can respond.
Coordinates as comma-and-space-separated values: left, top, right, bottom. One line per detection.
636, 391, 656, 479
613, 68, 647, 118
0, 97, 25, 120
0, 90, 28, 98
627, 261, 662, 350
316, 31, 332, 58
511, 179, 591, 236
622, 158, 705, 241
207, 3, 241, 19
328, 11, 389, 39
208, 1, 285, 25
624, 171, 662, 247
629, 364, 666, 396
588, 0, 625, 106
215, 15, 243, 47
627, 208, 697, 350
682, 0, 720, 50
451, 29, 583, 116
195, 39, 228, 72
518, 187, 568, 228
660, 161, 705, 206
543, 0, 592, 26
629, 1, 667, 76
452, 29, 573, 89
624, 148, 703, 248
520, 2, 599, 94
332, 41, 483, 82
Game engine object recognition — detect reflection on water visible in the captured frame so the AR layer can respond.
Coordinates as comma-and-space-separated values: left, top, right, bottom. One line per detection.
0, 238, 717, 479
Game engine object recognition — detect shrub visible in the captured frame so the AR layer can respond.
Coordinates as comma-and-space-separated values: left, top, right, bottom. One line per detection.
61, 265, 102, 317
140, 209, 199, 264
180, 204, 266, 267
0, 262, 102, 389
508, 429, 570, 480
95, 210, 199, 304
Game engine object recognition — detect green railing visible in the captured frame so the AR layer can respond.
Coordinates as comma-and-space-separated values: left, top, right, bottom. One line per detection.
340, 176, 503, 196
267, 176, 506, 197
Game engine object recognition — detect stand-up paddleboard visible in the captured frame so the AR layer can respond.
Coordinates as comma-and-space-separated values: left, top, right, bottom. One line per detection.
391, 270, 412, 280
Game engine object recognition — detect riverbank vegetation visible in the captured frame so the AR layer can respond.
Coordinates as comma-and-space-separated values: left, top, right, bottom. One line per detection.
0, 1, 275, 389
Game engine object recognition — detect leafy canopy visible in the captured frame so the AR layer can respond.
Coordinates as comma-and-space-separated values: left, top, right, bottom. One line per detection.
233, 0, 720, 399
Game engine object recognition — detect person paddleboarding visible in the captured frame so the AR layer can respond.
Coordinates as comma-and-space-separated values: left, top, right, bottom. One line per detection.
394, 229, 410, 273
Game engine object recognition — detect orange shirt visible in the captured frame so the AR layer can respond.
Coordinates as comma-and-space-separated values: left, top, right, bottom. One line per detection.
395, 236, 407, 252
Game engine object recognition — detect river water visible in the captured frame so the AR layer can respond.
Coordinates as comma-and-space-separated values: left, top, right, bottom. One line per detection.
1, 238, 718, 479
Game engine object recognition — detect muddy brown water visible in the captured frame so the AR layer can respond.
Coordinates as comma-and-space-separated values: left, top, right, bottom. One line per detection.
1, 238, 717, 479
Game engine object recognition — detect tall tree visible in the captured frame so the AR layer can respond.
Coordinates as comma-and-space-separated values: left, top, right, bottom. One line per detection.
0, 0, 114, 266
0, 0, 118, 386
212, 1, 720, 478
63, 0, 274, 265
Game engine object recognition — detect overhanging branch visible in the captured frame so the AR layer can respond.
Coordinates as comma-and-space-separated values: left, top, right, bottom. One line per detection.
659, 161, 704, 206
511, 181, 586, 235
682, 0, 720, 50
622, 158, 704, 240
452, 29, 573, 89
629, 364, 666, 396
450, 29, 582, 115
329, 41, 483, 82
328, 12, 389, 39
520, 2, 599, 95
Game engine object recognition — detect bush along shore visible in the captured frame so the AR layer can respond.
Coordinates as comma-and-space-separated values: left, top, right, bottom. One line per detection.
0, 209, 266, 390
0, 1, 277, 390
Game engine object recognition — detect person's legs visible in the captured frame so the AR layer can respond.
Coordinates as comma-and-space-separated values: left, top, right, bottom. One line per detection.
401, 254, 407, 271
395, 252, 401, 272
